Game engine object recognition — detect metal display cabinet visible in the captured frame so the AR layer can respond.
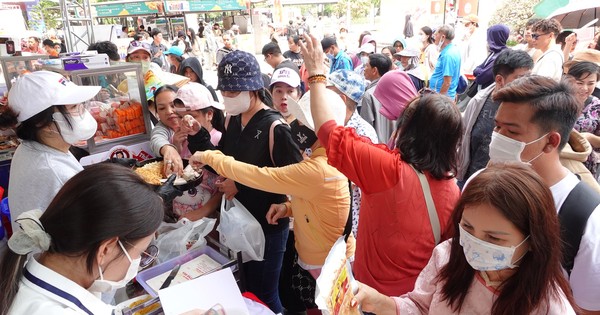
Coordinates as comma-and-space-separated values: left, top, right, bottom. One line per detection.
44, 63, 153, 155
0, 55, 49, 90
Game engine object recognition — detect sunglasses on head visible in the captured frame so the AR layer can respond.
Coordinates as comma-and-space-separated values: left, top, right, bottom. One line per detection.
129, 41, 151, 49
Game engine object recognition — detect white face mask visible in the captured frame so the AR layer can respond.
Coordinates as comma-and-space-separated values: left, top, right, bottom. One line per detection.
88, 240, 141, 293
222, 91, 251, 116
360, 56, 369, 66
488, 131, 548, 165
419, 35, 427, 42
52, 110, 98, 145
437, 36, 445, 50
459, 225, 529, 271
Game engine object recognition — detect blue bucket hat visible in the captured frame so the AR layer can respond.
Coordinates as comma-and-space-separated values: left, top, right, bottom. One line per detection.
165, 46, 184, 57
328, 69, 366, 103
217, 50, 264, 91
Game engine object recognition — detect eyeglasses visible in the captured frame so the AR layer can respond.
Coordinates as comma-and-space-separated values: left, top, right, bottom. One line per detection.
531, 33, 550, 40
129, 41, 151, 49
125, 241, 159, 269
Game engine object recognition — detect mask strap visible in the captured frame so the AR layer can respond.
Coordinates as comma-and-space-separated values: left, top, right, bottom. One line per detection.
525, 132, 549, 145
510, 235, 530, 267
118, 240, 133, 263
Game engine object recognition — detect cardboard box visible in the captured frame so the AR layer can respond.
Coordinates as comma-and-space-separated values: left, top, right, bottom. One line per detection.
62, 53, 109, 71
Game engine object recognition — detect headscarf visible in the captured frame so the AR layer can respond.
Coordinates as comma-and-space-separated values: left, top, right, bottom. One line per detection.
373, 70, 418, 121
473, 24, 510, 87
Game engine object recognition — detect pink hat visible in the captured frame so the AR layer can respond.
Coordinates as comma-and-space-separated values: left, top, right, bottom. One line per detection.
374, 71, 418, 121
175, 82, 224, 111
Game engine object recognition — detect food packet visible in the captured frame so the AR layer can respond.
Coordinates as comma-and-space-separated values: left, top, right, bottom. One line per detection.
315, 236, 362, 315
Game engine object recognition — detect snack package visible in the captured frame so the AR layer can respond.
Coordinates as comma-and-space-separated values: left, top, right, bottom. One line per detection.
315, 237, 362, 315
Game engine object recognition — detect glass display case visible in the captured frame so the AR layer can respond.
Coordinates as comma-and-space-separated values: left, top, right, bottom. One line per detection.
41, 63, 153, 154
0, 55, 49, 91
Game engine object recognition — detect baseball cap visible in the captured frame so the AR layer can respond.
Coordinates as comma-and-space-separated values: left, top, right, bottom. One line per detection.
165, 46, 184, 57
287, 89, 346, 131
462, 14, 479, 24
328, 69, 366, 103
127, 41, 151, 56
217, 50, 264, 91
174, 82, 224, 111
373, 70, 418, 121
359, 43, 375, 54
8, 71, 101, 122
270, 67, 301, 88
394, 47, 420, 57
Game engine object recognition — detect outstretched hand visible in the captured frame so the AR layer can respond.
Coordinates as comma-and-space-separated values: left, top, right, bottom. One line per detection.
298, 33, 326, 77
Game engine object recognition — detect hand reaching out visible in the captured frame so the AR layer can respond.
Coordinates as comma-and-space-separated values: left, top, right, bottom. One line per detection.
298, 33, 327, 77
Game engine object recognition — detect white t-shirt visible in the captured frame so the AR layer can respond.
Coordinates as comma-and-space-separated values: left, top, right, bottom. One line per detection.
550, 172, 600, 311
532, 45, 564, 81
8, 140, 83, 232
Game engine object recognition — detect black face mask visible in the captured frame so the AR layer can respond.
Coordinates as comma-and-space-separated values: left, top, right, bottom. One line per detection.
290, 120, 317, 150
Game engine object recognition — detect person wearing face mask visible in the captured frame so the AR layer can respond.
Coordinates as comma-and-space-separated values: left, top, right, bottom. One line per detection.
353, 164, 577, 314
429, 25, 462, 99
396, 47, 426, 90
459, 14, 487, 76
0, 71, 100, 233
0, 164, 165, 315
474, 75, 600, 314
353, 43, 375, 77
215, 50, 303, 314
321, 36, 353, 73
419, 26, 438, 72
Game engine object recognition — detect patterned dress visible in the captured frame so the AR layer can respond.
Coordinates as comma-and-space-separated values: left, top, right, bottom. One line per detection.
573, 96, 600, 179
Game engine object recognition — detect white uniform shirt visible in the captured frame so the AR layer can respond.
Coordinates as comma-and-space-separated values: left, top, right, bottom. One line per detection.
8, 140, 83, 232
550, 172, 600, 311
8, 256, 113, 315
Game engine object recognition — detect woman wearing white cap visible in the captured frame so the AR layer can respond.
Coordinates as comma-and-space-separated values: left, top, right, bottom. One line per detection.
0, 71, 100, 233
269, 67, 302, 124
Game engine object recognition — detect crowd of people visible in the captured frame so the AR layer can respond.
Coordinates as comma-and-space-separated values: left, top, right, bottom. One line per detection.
1, 11, 600, 315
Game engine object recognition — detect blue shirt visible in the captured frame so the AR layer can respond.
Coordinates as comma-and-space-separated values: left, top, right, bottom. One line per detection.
429, 43, 461, 98
329, 50, 353, 73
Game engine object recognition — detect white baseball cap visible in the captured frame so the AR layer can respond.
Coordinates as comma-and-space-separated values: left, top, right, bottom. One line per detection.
286, 89, 346, 131
174, 82, 224, 111
9, 71, 101, 122
270, 67, 301, 88
359, 43, 375, 54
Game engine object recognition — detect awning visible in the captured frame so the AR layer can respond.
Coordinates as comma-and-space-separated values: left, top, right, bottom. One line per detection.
92, 0, 247, 18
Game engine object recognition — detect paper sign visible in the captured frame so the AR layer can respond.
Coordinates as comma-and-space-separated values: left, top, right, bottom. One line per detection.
158, 268, 249, 315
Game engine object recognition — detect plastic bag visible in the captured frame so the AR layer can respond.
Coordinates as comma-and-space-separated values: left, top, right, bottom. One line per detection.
155, 217, 216, 263
217, 196, 265, 263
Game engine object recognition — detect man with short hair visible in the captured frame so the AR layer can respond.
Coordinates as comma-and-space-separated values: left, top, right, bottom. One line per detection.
321, 36, 353, 73
262, 42, 299, 75
216, 33, 234, 65
26, 37, 45, 54
490, 75, 600, 314
531, 18, 563, 81
360, 53, 393, 143
283, 35, 303, 69
457, 49, 534, 188
460, 14, 487, 75
429, 25, 461, 98
42, 39, 59, 58
150, 29, 169, 71
328, 69, 378, 239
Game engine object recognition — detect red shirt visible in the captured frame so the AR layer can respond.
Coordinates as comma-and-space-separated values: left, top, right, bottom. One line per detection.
318, 120, 459, 296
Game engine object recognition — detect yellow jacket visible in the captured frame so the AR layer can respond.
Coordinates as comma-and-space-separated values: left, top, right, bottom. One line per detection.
202, 147, 355, 265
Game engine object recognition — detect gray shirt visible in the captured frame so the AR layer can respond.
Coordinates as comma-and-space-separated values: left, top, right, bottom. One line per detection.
360, 78, 394, 143
150, 121, 174, 156
8, 141, 83, 232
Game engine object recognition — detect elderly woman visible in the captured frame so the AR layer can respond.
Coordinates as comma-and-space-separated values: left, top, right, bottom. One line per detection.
299, 34, 463, 297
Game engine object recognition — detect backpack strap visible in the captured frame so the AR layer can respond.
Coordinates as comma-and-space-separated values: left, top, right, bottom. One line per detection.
268, 118, 285, 165
409, 164, 441, 245
558, 181, 600, 275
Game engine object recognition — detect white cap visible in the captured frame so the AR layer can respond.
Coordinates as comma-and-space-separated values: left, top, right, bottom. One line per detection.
359, 43, 375, 54
175, 82, 224, 111
270, 67, 301, 88
9, 71, 101, 122
287, 89, 346, 131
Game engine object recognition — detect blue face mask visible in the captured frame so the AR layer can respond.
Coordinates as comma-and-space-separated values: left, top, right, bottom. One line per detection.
327, 52, 334, 60
394, 60, 404, 70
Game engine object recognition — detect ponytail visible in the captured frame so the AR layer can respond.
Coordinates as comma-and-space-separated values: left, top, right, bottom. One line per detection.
0, 251, 27, 315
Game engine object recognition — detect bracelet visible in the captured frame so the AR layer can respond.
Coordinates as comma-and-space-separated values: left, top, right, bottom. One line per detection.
307, 74, 327, 85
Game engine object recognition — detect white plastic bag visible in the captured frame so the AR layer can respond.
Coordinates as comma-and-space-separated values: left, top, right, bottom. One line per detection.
155, 217, 216, 263
217, 196, 265, 263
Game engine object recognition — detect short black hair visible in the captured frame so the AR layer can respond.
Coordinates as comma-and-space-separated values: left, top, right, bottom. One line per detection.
261, 42, 282, 56
151, 29, 162, 38
556, 30, 575, 48
493, 49, 534, 77
42, 39, 55, 47
88, 41, 120, 61
567, 61, 600, 81
321, 36, 337, 51
288, 35, 300, 45
368, 53, 392, 77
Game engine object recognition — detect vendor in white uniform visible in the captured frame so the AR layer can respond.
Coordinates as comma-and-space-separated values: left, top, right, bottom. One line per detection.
0, 71, 100, 233
0, 164, 164, 314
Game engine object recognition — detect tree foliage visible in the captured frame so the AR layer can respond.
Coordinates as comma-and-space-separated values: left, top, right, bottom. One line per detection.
325, 0, 380, 19
28, 0, 62, 31
490, 0, 542, 36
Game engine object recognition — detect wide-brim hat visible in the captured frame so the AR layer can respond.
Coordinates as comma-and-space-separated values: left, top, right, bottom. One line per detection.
328, 69, 366, 104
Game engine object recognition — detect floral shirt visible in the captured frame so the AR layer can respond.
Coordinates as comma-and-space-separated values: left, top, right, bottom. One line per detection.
573, 96, 600, 177
345, 111, 378, 238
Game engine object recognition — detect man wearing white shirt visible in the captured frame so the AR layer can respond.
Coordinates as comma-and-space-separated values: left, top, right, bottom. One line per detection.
531, 19, 563, 81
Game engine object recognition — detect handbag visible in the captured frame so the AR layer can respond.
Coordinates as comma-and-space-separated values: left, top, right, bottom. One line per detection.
466, 81, 480, 98
217, 196, 265, 263
410, 165, 441, 245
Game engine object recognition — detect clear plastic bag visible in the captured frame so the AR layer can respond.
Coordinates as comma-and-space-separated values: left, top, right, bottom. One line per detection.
217, 196, 265, 263
155, 217, 216, 263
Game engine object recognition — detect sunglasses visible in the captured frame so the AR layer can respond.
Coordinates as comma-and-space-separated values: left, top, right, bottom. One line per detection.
129, 41, 151, 49
125, 241, 159, 269
531, 33, 550, 40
